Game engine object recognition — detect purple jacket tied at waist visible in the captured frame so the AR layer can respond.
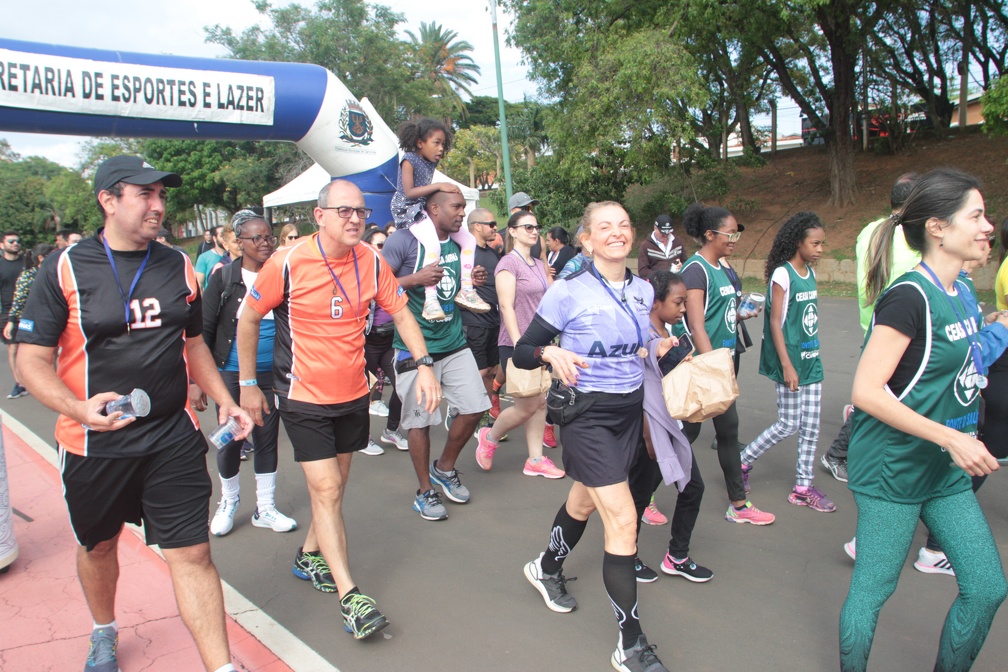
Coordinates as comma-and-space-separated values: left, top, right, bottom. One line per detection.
643, 338, 693, 492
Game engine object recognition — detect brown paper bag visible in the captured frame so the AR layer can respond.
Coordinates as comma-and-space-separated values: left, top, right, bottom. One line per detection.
662, 347, 739, 422
506, 361, 552, 398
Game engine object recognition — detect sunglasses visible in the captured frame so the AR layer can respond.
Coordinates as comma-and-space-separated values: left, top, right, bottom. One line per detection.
510, 223, 541, 233
711, 230, 742, 243
286, 235, 299, 241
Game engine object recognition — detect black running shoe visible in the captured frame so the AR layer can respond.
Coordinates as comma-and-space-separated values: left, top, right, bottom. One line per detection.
524, 552, 577, 612
292, 547, 337, 593
635, 557, 658, 583
340, 592, 389, 640
612, 633, 669, 672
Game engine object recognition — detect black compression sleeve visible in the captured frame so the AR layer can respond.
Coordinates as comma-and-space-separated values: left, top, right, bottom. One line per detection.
513, 315, 562, 369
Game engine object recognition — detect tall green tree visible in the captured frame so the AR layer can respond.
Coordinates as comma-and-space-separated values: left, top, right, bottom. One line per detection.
407, 21, 481, 121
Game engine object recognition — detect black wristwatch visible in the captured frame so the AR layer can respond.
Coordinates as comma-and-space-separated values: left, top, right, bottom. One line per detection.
416, 355, 434, 368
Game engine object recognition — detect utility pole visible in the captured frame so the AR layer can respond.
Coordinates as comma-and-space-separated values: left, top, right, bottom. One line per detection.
489, 0, 513, 205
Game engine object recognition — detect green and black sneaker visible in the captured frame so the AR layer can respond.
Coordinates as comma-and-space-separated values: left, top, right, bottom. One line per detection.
341, 591, 389, 640
292, 547, 337, 593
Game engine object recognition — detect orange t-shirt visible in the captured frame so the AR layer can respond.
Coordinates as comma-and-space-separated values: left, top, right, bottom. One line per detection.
245, 234, 408, 406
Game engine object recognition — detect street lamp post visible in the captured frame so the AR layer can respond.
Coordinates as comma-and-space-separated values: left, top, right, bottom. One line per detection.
489, 0, 513, 205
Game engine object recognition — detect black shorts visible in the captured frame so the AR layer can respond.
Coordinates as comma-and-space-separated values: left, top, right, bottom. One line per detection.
557, 386, 644, 488
498, 345, 514, 373
463, 324, 500, 370
60, 431, 212, 551
280, 395, 369, 461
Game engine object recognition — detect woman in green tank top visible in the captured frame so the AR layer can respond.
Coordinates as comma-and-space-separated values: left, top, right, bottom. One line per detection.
678, 202, 775, 526
740, 212, 835, 512
839, 168, 1008, 672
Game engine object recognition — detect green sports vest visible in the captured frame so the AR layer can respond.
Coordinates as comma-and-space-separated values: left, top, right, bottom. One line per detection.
758, 263, 823, 385
847, 272, 979, 503
676, 254, 737, 350
393, 239, 467, 355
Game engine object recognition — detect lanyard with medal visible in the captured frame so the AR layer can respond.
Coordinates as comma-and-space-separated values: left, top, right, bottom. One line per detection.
317, 236, 362, 320
590, 263, 647, 358
102, 233, 152, 333
919, 261, 987, 389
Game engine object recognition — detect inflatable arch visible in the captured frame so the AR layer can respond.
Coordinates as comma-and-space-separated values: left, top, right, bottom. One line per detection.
0, 38, 402, 222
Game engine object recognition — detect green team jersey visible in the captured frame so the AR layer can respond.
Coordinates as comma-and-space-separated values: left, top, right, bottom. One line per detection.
758, 262, 823, 385
392, 239, 467, 355
847, 272, 980, 504
676, 253, 737, 350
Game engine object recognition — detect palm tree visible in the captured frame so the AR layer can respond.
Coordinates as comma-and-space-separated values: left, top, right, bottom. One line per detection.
407, 22, 481, 118
510, 101, 549, 168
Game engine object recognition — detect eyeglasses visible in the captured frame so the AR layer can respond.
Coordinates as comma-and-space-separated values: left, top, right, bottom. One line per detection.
286, 235, 299, 241
510, 224, 541, 233
320, 206, 373, 220
238, 235, 278, 246
711, 230, 742, 243
375, 242, 384, 249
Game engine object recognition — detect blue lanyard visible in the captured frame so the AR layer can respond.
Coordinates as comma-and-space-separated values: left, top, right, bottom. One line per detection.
101, 233, 152, 333
919, 262, 984, 377
590, 263, 643, 350
317, 236, 362, 319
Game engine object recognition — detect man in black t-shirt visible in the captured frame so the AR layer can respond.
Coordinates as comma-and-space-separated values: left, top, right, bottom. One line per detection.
461, 208, 502, 418
16, 156, 252, 672
0, 231, 23, 398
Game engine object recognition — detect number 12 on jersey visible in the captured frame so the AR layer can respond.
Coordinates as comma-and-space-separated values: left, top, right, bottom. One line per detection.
129, 298, 162, 330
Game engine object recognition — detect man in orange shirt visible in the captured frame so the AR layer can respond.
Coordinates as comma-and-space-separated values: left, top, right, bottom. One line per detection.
237, 180, 438, 641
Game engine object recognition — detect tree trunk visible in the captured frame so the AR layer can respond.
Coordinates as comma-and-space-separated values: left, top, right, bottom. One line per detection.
819, 3, 860, 206
736, 104, 758, 154
526, 147, 536, 169
469, 159, 475, 189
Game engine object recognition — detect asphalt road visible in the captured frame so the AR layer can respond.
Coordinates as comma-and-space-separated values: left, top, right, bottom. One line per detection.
4, 296, 1007, 671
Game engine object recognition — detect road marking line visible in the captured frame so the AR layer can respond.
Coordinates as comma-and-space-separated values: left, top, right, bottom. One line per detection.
1, 411, 338, 672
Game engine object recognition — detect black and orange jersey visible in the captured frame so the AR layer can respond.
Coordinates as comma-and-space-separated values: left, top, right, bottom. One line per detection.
246, 234, 408, 410
16, 234, 202, 457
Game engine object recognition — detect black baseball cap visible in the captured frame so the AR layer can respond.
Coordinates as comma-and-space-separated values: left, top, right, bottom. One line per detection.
93, 155, 182, 197
654, 214, 675, 233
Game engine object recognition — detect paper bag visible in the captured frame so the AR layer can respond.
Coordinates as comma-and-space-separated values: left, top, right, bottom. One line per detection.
662, 347, 739, 422
506, 361, 552, 398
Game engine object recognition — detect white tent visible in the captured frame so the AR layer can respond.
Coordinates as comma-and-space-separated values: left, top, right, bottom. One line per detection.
262, 161, 480, 215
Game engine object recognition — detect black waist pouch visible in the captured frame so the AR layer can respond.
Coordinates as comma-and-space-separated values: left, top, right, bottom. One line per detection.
545, 379, 598, 426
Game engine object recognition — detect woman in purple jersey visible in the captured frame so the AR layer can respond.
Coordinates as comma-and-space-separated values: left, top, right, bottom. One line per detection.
513, 202, 670, 672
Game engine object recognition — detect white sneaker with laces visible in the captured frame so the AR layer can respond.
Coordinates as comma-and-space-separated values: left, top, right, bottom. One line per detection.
913, 546, 955, 576
359, 438, 384, 456
369, 400, 390, 417
210, 497, 239, 536
381, 428, 409, 451
252, 507, 298, 532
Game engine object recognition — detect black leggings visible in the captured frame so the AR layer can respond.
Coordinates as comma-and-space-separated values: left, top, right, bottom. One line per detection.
216, 370, 279, 478
683, 400, 746, 502
629, 438, 705, 559
364, 330, 401, 432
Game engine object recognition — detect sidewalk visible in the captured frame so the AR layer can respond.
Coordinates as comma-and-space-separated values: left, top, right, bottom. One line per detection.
0, 422, 295, 672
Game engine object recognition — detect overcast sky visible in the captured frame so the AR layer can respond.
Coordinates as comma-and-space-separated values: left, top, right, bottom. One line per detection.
0, 0, 536, 168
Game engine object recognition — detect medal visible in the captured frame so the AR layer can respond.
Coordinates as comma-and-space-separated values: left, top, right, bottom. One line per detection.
637, 347, 648, 358
977, 374, 988, 390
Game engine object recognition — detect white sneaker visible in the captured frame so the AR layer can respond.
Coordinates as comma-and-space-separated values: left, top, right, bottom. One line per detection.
844, 537, 856, 560
210, 497, 239, 536
422, 297, 446, 321
251, 507, 298, 532
913, 546, 955, 576
359, 438, 384, 456
381, 428, 409, 451
455, 288, 491, 313
369, 400, 390, 417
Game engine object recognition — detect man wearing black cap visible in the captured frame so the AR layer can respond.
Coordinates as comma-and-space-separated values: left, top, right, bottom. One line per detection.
15, 155, 253, 672
637, 214, 685, 280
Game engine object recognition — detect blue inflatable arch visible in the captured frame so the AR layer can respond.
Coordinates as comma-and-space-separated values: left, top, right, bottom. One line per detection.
0, 39, 400, 222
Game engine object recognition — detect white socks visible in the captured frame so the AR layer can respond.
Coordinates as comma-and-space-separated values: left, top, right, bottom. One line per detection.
93, 620, 117, 632
220, 474, 240, 503
255, 471, 277, 512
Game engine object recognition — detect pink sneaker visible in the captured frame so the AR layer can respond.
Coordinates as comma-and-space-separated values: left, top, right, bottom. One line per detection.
543, 423, 557, 449
523, 456, 565, 479
641, 501, 668, 526
725, 501, 775, 525
844, 537, 856, 560
843, 404, 854, 422
475, 426, 499, 471
788, 485, 837, 512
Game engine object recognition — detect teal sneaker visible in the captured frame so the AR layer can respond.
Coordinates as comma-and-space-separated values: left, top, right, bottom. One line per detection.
84, 626, 118, 672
